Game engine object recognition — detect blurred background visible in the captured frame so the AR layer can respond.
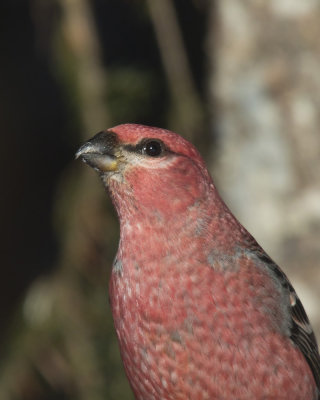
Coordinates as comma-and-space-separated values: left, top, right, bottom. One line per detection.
1, 0, 320, 399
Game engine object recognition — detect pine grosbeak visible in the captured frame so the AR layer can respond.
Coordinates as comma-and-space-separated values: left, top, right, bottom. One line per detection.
77, 124, 320, 400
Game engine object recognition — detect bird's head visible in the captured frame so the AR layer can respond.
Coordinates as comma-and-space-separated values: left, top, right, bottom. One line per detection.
76, 124, 214, 219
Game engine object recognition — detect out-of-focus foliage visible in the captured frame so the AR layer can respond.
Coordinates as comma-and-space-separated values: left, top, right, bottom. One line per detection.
0, 0, 319, 399
106, 67, 164, 125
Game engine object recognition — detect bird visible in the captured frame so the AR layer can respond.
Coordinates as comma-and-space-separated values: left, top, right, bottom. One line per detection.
76, 123, 320, 400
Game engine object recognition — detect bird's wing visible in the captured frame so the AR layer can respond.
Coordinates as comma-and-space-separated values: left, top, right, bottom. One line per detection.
252, 249, 320, 396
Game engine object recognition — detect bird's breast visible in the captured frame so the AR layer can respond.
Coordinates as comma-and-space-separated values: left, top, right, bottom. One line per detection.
108, 256, 316, 400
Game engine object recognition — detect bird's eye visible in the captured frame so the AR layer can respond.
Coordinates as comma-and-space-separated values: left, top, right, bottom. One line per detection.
142, 140, 163, 157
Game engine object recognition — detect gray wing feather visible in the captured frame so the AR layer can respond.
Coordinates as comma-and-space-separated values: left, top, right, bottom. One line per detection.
254, 250, 320, 398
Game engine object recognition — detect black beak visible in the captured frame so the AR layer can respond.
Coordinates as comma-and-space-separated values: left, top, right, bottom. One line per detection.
76, 131, 119, 172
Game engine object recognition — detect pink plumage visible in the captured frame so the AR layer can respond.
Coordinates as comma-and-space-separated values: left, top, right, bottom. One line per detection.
77, 124, 320, 399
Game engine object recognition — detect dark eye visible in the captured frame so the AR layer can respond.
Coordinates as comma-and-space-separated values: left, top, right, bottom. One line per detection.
142, 140, 163, 157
